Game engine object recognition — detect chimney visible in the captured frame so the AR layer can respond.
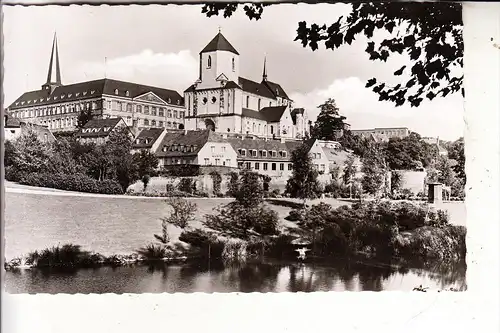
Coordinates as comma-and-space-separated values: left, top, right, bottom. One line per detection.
280, 137, 286, 143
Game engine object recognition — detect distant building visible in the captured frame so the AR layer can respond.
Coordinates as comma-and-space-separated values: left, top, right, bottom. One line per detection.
152, 129, 238, 168
183, 32, 308, 139
421, 136, 448, 156
351, 127, 410, 142
6, 34, 185, 133
75, 117, 131, 144
3, 114, 55, 143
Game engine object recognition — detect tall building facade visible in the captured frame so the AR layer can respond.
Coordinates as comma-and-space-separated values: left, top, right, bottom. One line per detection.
183, 32, 308, 140
7, 34, 185, 133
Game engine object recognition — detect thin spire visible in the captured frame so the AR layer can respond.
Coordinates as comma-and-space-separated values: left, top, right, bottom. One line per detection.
46, 32, 61, 85
262, 54, 268, 81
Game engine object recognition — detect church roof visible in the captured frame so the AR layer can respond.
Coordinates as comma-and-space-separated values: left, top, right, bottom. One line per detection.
238, 77, 275, 99
241, 106, 287, 123
263, 80, 290, 99
200, 32, 239, 55
290, 108, 305, 125
8, 78, 184, 110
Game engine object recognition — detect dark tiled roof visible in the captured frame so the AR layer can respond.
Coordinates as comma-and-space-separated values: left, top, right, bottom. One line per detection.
241, 106, 287, 122
226, 137, 302, 161
200, 33, 239, 55
8, 78, 183, 110
242, 108, 267, 121
238, 77, 275, 99
75, 117, 123, 138
259, 106, 287, 122
19, 122, 56, 141
133, 128, 164, 149
155, 130, 226, 157
263, 80, 290, 100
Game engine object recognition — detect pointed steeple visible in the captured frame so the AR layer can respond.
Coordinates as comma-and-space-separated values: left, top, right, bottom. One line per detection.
262, 55, 268, 81
42, 32, 62, 93
200, 32, 239, 55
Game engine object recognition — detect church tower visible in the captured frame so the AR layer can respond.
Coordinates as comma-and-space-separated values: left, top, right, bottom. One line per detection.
197, 31, 239, 89
41, 33, 62, 94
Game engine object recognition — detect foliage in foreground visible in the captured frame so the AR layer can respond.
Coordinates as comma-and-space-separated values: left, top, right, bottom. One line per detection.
286, 200, 461, 260
19, 172, 123, 194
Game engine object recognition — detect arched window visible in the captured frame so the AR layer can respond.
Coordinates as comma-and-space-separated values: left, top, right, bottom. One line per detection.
270, 125, 274, 134
232, 58, 235, 71
246, 96, 250, 108
258, 99, 261, 110
207, 55, 212, 69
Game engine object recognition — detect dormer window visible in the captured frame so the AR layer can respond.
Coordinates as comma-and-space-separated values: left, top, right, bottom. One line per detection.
241, 149, 246, 156
276, 89, 279, 95
68, 94, 72, 98
260, 150, 267, 157
76, 93, 80, 97
28, 100, 32, 104
207, 55, 212, 69
125, 91, 130, 97
177, 100, 180, 105
136, 139, 140, 144
61, 95, 65, 99
168, 98, 171, 104
91, 90, 95, 94
114, 89, 118, 95
83, 92, 87, 96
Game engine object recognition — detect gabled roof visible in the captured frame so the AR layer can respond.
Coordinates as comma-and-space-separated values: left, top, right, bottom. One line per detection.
259, 106, 288, 122
155, 130, 226, 157
263, 80, 290, 100
133, 128, 165, 149
200, 32, 239, 55
238, 77, 275, 99
75, 117, 124, 138
8, 78, 183, 110
241, 106, 287, 123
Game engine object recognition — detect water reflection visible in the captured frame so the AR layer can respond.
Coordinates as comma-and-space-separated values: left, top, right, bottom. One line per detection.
4, 259, 466, 294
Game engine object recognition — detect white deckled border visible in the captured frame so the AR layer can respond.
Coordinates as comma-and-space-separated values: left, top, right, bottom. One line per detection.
2, 3, 499, 333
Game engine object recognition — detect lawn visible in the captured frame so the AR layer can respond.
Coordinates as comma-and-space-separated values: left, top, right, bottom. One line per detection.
4, 185, 466, 260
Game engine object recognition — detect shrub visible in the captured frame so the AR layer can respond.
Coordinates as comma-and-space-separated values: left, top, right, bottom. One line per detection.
179, 228, 225, 259
210, 171, 222, 195
160, 165, 200, 177
19, 172, 123, 194
4, 166, 26, 182
285, 209, 303, 222
136, 243, 170, 261
25, 244, 92, 268
227, 172, 240, 197
177, 178, 195, 194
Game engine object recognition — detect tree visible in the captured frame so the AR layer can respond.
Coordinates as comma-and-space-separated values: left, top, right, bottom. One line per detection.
203, 170, 279, 243
76, 109, 93, 129
361, 146, 387, 196
133, 150, 159, 179
201, 2, 463, 107
233, 170, 264, 208
448, 137, 465, 183
285, 143, 321, 206
342, 155, 357, 198
10, 129, 52, 174
310, 98, 346, 140
385, 132, 437, 170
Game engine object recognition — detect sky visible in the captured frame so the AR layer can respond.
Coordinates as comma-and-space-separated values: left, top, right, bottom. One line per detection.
3, 4, 465, 141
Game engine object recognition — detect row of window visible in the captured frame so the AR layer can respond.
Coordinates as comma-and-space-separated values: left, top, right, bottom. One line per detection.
236, 148, 287, 158
107, 101, 184, 118
204, 158, 231, 166
162, 144, 198, 153
312, 152, 322, 159
15, 90, 97, 106
238, 161, 293, 172
42, 117, 78, 130
12, 102, 96, 118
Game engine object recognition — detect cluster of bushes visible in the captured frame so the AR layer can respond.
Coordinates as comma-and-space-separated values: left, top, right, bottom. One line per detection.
126, 189, 208, 198
284, 200, 461, 260
19, 172, 124, 194
159, 165, 200, 177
